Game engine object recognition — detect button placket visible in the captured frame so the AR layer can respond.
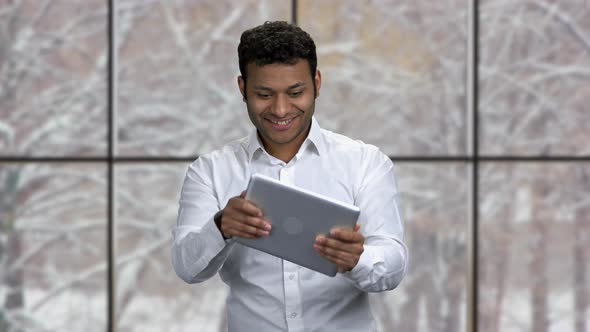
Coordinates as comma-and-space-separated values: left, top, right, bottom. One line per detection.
279, 164, 302, 330
283, 260, 303, 330
279, 166, 295, 186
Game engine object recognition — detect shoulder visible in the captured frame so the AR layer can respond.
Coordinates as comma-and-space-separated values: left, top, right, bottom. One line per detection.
319, 128, 395, 196
321, 128, 390, 166
188, 136, 249, 174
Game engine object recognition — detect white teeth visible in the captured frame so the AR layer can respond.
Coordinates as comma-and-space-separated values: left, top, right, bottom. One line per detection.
270, 119, 292, 125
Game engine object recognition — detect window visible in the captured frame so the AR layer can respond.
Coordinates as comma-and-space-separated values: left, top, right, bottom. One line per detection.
1, 1, 588, 331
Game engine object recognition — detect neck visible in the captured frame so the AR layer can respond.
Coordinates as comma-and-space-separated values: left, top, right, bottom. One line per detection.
268, 146, 298, 163
261, 124, 311, 163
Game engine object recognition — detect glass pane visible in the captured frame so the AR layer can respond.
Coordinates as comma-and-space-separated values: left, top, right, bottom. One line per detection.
370, 163, 469, 332
0, 163, 107, 331
115, 164, 228, 331
298, 0, 468, 156
480, 0, 590, 155
479, 163, 590, 332
0, 2, 107, 156
116, 1, 292, 156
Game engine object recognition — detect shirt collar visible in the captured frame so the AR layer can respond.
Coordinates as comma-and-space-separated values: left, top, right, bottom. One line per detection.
246, 116, 326, 161
246, 127, 264, 161
306, 116, 326, 156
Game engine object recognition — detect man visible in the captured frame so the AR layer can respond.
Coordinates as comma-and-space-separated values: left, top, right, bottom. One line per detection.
171, 21, 407, 332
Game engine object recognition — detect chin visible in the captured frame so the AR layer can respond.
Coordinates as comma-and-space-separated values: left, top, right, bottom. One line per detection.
267, 135, 297, 145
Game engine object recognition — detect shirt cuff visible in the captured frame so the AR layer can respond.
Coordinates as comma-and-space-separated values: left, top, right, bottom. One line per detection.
201, 216, 227, 260
342, 244, 376, 282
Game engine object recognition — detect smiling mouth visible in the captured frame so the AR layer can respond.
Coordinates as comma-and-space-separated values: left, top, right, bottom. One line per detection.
269, 118, 293, 126
265, 116, 298, 129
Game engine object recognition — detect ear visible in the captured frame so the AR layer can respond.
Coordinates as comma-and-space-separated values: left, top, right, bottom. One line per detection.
237, 76, 246, 102
314, 69, 322, 98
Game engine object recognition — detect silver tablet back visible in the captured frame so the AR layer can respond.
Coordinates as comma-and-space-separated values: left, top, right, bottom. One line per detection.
235, 173, 360, 277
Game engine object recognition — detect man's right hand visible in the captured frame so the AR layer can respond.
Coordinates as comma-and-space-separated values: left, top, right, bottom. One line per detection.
215, 191, 272, 239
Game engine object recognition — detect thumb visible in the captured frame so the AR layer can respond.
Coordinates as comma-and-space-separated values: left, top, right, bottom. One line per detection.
353, 223, 361, 232
240, 191, 246, 198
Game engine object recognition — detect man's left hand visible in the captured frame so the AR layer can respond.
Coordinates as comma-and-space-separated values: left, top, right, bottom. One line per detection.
314, 224, 364, 273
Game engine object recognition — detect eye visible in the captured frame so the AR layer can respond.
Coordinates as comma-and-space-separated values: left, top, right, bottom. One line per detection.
257, 93, 271, 99
289, 91, 302, 97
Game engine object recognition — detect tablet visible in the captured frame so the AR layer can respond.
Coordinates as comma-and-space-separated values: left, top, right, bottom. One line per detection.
234, 173, 360, 277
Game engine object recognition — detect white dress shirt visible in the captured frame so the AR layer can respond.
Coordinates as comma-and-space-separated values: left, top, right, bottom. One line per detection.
171, 117, 407, 332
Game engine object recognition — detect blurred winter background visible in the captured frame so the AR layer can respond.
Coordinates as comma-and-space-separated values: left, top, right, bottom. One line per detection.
0, 0, 588, 331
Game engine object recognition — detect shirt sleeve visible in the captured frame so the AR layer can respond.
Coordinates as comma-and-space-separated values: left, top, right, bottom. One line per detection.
342, 150, 408, 292
170, 158, 236, 284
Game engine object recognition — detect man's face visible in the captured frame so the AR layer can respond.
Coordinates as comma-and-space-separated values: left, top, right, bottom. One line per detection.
238, 60, 321, 156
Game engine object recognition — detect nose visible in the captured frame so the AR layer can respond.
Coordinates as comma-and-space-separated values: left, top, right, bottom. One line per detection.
271, 94, 289, 118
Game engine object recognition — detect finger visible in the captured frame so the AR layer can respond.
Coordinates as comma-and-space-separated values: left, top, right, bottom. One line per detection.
315, 243, 358, 262
224, 218, 269, 238
315, 249, 355, 272
314, 242, 364, 264
234, 217, 270, 235
316, 236, 363, 255
329, 228, 364, 243
353, 223, 360, 232
227, 199, 262, 219
225, 229, 257, 239
324, 254, 354, 271
242, 216, 272, 233
233, 228, 268, 238
221, 223, 256, 239
227, 193, 260, 214
228, 210, 271, 230
222, 207, 271, 233
240, 223, 270, 237
235, 199, 263, 217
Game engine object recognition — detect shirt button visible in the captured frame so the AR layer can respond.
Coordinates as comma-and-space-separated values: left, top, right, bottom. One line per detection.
289, 274, 295, 280
289, 312, 297, 318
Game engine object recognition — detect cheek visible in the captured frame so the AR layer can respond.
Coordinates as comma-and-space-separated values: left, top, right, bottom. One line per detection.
246, 100, 267, 115
295, 98, 315, 112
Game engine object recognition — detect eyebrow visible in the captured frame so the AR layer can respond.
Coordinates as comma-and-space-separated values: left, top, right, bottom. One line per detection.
252, 82, 307, 91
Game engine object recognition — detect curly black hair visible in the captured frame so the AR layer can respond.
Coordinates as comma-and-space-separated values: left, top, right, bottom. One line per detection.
238, 21, 317, 82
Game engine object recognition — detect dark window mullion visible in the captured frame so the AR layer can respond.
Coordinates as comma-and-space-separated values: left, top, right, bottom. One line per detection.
107, 0, 116, 331
2, 155, 589, 163
472, 1, 480, 332
292, 0, 298, 25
